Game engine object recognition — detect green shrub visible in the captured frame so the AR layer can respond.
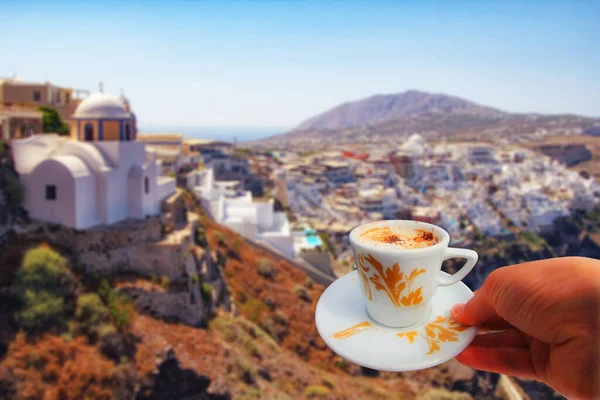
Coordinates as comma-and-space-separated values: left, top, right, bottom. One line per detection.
201, 282, 213, 302
38, 105, 69, 135
75, 293, 109, 336
257, 258, 274, 279
99, 323, 117, 338
294, 285, 310, 301
158, 275, 170, 289
17, 290, 66, 333
194, 229, 208, 247
14, 246, 79, 333
236, 358, 256, 384
244, 340, 261, 358
274, 311, 288, 326
235, 290, 248, 304
214, 231, 226, 247
321, 377, 334, 389
241, 298, 267, 323
189, 273, 200, 284
304, 277, 314, 289
109, 294, 134, 333
304, 384, 330, 397
520, 231, 546, 246
3, 170, 24, 212
318, 232, 337, 257
231, 239, 242, 254
14, 246, 79, 299
335, 359, 349, 372
97, 279, 113, 304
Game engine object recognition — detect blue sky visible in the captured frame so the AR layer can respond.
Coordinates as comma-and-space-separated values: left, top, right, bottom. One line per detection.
1, 0, 599, 132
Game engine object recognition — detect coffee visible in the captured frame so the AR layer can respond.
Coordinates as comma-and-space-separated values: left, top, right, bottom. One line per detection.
358, 226, 439, 249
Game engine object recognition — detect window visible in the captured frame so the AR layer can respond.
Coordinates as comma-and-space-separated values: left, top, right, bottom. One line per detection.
84, 123, 94, 141
45, 185, 57, 200
125, 124, 131, 141
33, 91, 41, 102
144, 177, 149, 194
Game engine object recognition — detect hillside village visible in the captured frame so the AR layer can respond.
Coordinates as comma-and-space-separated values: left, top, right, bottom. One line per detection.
0, 77, 599, 399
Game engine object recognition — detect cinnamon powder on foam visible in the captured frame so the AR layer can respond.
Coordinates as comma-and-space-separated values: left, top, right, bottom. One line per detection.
359, 227, 439, 249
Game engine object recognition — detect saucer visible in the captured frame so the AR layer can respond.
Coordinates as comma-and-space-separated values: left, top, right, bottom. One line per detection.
315, 271, 477, 372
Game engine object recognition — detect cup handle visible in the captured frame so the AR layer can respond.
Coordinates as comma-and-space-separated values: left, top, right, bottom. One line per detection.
437, 247, 478, 287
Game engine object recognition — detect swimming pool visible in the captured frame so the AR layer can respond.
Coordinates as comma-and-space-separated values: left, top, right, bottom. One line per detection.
304, 228, 323, 247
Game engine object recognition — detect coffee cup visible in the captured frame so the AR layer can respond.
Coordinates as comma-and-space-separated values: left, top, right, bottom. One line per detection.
349, 220, 478, 328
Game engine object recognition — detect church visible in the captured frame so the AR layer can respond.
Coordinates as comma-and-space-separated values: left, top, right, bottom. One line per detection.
11, 90, 176, 229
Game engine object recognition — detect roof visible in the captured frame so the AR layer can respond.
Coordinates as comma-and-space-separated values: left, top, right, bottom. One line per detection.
145, 145, 182, 161
322, 160, 349, 169
73, 92, 131, 119
0, 78, 85, 92
184, 138, 231, 146
0, 108, 43, 119
49, 155, 90, 178
137, 133, 183, 143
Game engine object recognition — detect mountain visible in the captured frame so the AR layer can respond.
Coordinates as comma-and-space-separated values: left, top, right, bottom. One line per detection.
253, 90, 599, 147
296, 90, 504, 131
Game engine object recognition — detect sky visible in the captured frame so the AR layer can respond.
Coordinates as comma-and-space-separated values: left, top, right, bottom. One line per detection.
1, 0, 599, 134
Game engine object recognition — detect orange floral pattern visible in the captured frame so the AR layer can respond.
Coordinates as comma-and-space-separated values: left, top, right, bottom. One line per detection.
357, 253, 425, 307
397, 315, 469, 355
331, 315, 469, 356
331, 321, 376, 339
396, 330, 418, 343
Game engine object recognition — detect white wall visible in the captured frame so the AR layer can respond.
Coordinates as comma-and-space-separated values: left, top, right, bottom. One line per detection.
255, 201, 274, 231
95, 142, 146, 167
224, 219, 258, 239
104, 170, 128, 224
75, 173, 99, 229
259, 233, 295, 258
27, 159, 78, 228
157, 176, 177, 202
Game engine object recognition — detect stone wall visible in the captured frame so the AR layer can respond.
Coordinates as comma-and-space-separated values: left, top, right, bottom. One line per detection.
118, 243, 231, 327
120, 287, 207, 327
537, 144, 592, 167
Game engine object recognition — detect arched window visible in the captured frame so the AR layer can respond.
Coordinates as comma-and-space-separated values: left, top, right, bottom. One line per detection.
84, 123, 94, 141
125, 124, 131, 141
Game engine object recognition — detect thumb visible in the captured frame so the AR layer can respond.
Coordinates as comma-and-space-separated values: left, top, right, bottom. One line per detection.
451, 289, 498, 326
452, 268, 513, 326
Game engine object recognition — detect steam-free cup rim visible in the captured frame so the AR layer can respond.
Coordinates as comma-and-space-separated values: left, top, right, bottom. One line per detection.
349, 219, 450, 256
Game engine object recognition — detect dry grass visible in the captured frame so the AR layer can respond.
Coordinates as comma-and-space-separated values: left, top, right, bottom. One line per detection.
1, 333, 136, 400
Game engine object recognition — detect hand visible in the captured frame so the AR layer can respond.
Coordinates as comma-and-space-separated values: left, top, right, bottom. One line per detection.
451, 257, 600, 400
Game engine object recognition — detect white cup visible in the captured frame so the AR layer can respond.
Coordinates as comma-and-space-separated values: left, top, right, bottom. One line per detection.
349, 220, 478, 328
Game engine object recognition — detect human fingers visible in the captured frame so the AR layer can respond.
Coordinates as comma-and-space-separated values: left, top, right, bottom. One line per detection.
452, 303, 512, 330
455, 346, 538, 380
451, 289, 498, 327
469, 329, 530, 349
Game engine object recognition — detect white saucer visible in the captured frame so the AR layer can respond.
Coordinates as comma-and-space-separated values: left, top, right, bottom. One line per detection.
315, 271, 477, 372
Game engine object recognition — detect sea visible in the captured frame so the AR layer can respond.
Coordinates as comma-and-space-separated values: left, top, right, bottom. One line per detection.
137, 126, 289, 143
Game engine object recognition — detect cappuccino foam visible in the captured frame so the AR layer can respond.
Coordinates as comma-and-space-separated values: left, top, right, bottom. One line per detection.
358, 226, 439, 249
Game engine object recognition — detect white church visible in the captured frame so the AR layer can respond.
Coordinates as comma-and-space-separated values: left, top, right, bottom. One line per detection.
11, 90, 176, 229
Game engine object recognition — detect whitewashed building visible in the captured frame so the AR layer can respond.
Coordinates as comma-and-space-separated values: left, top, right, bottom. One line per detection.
11, 92, 176, 229
193, 168, 294, 257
